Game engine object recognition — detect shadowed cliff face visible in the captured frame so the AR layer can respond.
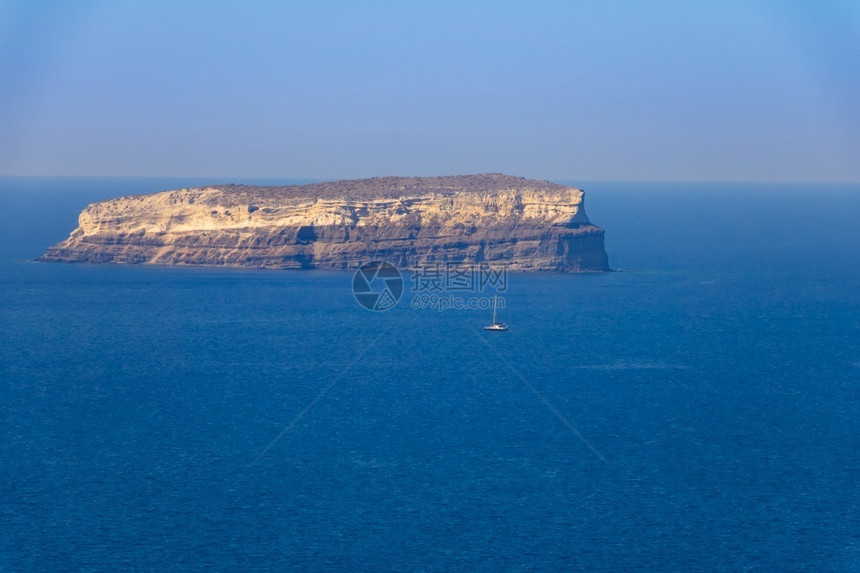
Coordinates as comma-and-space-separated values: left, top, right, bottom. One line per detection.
39, 174, 610, 272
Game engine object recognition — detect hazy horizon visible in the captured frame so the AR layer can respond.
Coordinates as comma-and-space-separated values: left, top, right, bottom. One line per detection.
3, 174, 860, 186
2, 1, 859, 183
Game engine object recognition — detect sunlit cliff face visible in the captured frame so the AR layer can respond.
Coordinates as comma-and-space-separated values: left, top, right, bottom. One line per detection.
42, 174, 610, 272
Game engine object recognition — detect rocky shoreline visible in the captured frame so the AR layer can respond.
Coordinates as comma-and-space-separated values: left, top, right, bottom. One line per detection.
39, 174, 610, 272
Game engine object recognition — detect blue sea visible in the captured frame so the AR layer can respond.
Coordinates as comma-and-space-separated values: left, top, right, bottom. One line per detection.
1, 177, 858, 571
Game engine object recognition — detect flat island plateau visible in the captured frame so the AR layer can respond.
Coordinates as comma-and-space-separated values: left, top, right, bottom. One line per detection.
39, 174, 610, 272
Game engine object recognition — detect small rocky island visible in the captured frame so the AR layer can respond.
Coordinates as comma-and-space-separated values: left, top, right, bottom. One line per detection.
39, 174, 610, 272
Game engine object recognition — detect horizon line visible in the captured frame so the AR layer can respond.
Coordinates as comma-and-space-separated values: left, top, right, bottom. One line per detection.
1, 174, 859, 186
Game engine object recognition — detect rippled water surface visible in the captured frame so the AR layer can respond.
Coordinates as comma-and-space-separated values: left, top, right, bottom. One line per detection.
1, 178, 858, 571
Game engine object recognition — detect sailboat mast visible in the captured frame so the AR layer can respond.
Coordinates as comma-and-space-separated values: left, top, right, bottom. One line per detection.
492, 294, 497, 324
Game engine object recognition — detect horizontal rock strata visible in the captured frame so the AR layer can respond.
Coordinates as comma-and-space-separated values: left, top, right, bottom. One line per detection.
39, 174, 610, 272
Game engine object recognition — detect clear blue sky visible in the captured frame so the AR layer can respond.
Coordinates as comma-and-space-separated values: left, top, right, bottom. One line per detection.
1, 0, 858, 181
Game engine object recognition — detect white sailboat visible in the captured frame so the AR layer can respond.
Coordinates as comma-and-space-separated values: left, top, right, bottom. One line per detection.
483, 294, 509, 331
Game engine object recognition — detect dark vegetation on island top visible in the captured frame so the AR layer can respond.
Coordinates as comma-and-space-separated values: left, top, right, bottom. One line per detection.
38, 173, 611, 272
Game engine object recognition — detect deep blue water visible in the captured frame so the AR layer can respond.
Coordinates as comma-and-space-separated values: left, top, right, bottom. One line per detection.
1, 177, 859, 571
